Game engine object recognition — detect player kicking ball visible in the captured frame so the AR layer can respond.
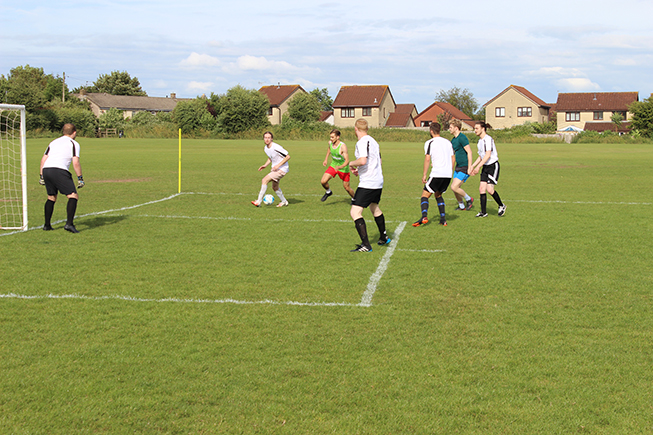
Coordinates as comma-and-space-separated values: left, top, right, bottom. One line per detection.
251, 131, 290, 208
320, 129, 355, 202
413, 122, 454, 227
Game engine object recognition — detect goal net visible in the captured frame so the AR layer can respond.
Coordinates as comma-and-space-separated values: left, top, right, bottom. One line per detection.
0, 104, 28, 231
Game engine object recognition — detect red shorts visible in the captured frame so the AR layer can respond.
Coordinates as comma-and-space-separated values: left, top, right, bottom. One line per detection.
325, 166, 350, 182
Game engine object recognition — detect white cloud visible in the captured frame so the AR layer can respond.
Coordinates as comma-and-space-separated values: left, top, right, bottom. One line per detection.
179, 53, 221, 68
186, 81, 213, 93
556, 78, 601, 92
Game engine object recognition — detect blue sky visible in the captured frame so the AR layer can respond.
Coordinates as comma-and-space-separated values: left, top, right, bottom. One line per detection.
2, 0, 652, 112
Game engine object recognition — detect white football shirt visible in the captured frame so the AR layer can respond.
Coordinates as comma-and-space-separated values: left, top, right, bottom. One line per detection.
355, 135, 383, 189
477, 135, 498, 165
42, 136, 81, 172
265, 142, 290, 173
424, 137, 454, 178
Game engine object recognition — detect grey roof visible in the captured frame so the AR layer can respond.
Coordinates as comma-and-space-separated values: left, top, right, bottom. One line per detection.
77, 92, 190, 112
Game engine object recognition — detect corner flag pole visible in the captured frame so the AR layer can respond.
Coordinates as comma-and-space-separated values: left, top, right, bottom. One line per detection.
178, 128, 182, 193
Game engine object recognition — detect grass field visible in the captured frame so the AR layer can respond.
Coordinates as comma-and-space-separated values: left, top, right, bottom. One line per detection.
1, 137, 652, 434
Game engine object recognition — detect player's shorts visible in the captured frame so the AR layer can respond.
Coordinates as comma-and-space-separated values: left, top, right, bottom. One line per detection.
424, 177, 451, 195
267, 169, 287, 182
43, 167, 76, 196
325, 166, 351, 182
352, 187, 382, 208
480, 161, 500, 185
453, 167, 470, 182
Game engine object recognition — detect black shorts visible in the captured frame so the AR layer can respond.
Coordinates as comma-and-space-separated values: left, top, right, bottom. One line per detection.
424, 177, 451, 195
43, 167, 76, 196
352, 187, 382, 208
480, 162, 500, 185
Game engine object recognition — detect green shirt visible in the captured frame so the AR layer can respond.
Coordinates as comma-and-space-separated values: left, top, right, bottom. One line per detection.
329, 141, 350, 173
451, 133, 470, 169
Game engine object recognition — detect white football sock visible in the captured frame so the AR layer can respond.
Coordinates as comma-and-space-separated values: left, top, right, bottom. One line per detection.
257, 185, 267, 203
275, 189, 287, 203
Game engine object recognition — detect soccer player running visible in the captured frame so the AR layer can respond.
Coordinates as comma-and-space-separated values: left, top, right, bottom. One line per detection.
39, 123, 85, 233
348, 119, 389, 252
469, 121, 506, 217
413, 122, 454, 227
448, 119, 474, 210
251, 131, 290, 208
320, 129, 355, 201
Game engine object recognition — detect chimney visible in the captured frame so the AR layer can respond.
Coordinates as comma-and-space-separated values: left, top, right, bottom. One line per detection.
80, 89, 87, 96
170, 93, 176, 99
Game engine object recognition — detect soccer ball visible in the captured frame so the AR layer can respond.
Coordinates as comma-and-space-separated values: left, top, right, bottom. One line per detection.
263, 194, 275, 205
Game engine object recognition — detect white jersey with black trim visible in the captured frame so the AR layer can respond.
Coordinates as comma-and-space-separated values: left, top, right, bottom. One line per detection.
265, 142, 289, 173
42, 136, 81, 172
477, 135, 498, 165
424, 136, 454, 178
355, 134, 383, 189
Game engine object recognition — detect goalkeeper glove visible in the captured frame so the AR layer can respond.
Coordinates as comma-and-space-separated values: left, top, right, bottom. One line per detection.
39, 174, 45, 186
77, 175, 85, 188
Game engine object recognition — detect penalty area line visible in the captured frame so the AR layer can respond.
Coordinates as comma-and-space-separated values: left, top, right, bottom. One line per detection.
359, 221, 407, 307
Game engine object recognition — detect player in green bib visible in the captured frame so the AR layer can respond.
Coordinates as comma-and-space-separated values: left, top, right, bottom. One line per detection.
321, 129, 355, 201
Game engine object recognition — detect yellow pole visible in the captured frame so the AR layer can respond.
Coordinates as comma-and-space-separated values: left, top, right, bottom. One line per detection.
178, 128, 182, 193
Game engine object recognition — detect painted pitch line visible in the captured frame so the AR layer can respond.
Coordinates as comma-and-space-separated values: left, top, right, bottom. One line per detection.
359, 221, 407, 307
397, 249, 445, 253
0, 293, 356, 307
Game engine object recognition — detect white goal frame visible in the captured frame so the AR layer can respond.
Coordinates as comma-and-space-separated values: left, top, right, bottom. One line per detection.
0, 104, 28, 231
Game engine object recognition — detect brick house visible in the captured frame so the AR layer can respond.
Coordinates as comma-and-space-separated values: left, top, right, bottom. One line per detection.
258, 84, 306, 125
76, 90, 187, 118
414, 101, 475, 130
332, 85, 396, 128
483, 85, 551, 129
555, 92, 638, 132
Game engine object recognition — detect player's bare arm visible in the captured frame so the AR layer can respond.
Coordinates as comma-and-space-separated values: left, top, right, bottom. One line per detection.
272, 154, 290, 172
258, 158, 271, 171
422, 154, 431, 184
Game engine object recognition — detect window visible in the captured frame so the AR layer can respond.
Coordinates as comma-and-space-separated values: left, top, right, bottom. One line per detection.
614, 111, 626, 119
566, 112, 580, 122
267, 107, 273, 116
495, 107, 505, 117
517, 107, 532, 117
341, 108, 355, 118
420, 121, 431, 127
593, 111, 603, 120
362, 107, 372, 117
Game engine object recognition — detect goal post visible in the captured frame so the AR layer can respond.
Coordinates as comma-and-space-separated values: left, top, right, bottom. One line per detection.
0, 104, 28, 231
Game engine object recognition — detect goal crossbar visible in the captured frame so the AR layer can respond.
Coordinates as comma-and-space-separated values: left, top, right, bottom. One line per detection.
0, 104, 28, 231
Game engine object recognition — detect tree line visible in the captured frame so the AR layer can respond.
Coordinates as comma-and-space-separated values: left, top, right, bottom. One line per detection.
3, 65, 653, 139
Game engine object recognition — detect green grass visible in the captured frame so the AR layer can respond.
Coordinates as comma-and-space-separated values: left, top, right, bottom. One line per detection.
1, 138, 653, 434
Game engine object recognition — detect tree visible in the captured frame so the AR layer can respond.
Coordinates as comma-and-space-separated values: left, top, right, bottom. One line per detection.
310, 88, 333, 111
435, 87, 479, 118
214, 85, 270, 134
611, 112, 624, 131
629, 97, 653, 137
287, 92, 321, 122
87, 71, 147, 96
99, 108, 125, 130
173, 97, 217, 133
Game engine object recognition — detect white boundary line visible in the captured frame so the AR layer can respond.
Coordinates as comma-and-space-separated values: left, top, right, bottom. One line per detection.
359, 221, 407, 307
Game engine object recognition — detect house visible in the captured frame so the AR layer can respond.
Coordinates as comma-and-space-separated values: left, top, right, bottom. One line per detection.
76, 91, 187, 118
319, 111, 334, 125
414, 101, 475, 131
555, 92, 638, 132
383, 104, 417, 128
483, 85, 551, 129
332, 85, 396, 128
258, 84, 306, 125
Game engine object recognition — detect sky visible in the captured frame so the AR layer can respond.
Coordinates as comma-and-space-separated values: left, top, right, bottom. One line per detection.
2, 0, 652, 112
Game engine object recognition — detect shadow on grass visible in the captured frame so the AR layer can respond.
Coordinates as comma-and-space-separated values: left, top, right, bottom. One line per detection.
80, 215, 129, 230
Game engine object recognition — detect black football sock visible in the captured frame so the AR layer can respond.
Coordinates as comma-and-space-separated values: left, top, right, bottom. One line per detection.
374, 214, 387, 240
420, 196, 429, 219
44, 199, 55, 226
491, 191, 503, 207
354, 218, 370, 247
480, 194, 487, 214
436, 196, 446, 222
66, 198, 78, 226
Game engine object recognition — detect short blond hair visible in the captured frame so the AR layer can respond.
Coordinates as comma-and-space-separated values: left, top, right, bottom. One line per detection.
354, 118, 368, 132
449, 119, 462, 130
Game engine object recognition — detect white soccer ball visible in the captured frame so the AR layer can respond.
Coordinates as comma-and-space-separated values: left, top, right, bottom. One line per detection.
263, 194, 275, 205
